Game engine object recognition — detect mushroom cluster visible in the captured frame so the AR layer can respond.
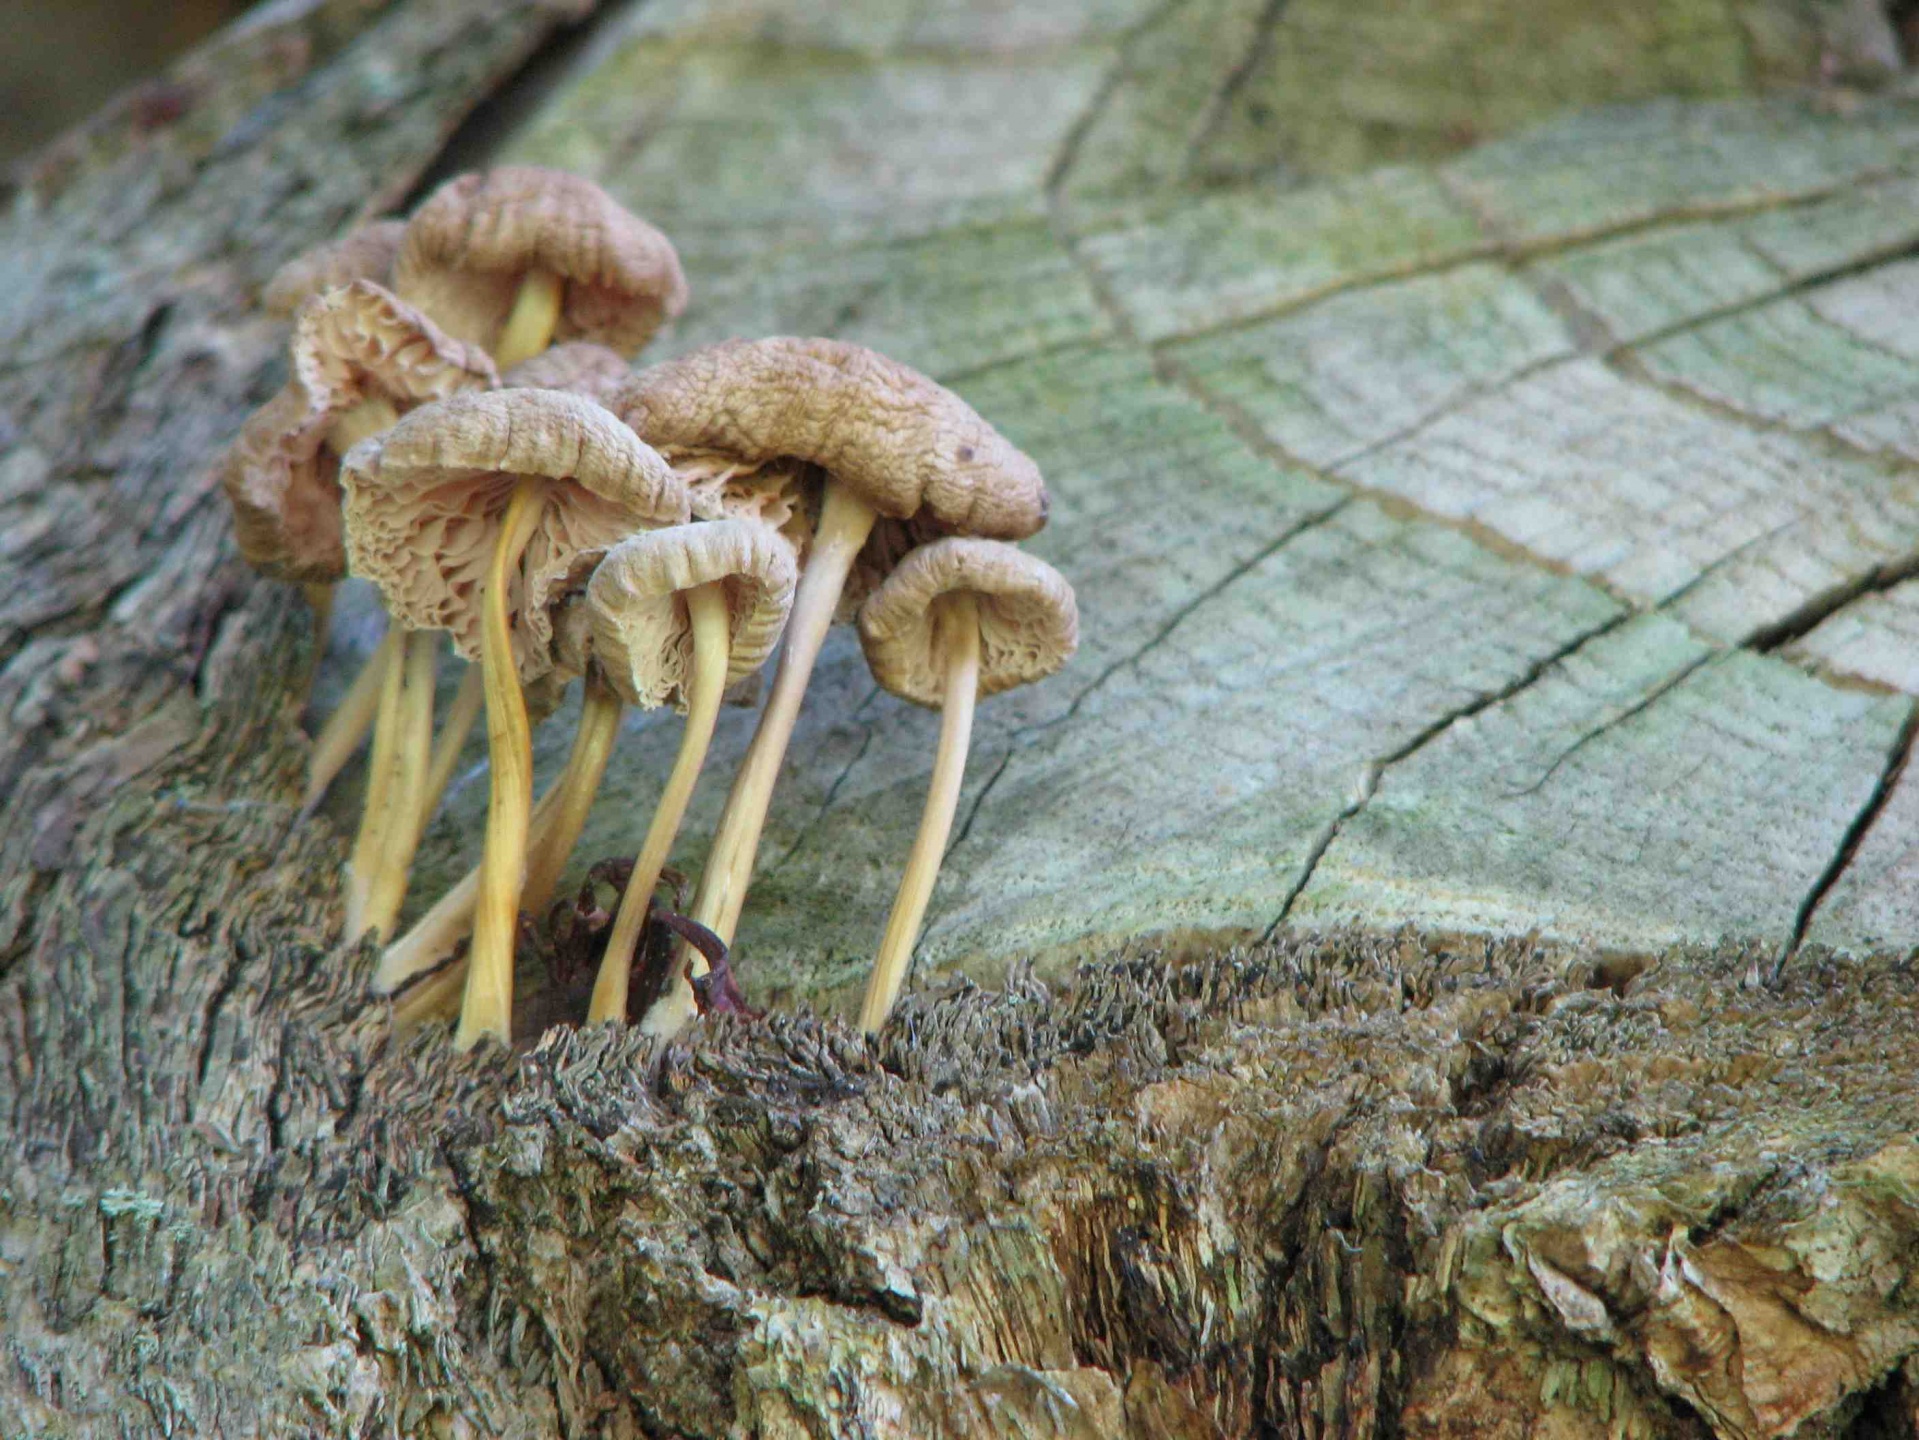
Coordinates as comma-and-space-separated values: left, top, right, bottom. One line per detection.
220, 168, 1077, 1049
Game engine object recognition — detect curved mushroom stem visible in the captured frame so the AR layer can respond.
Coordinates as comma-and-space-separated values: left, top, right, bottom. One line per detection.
642, 483, 878, 1036
379, 683, 622, 1026
456, 478, 545, 1050
343, 626, 407, 938
325, 396, 401, 456
859, 593, 979, 1032
589, 581, 732, 1025
303, 623, 390, 814
420, 659, 484, 827
358, 628, 440, 941
494, 268, 564, 369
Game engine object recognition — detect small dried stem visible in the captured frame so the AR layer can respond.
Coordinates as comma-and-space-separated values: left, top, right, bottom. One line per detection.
302, 621, 389, 814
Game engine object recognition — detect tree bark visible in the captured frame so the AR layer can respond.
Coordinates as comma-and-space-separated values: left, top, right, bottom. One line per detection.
4, 1, 1919, 1436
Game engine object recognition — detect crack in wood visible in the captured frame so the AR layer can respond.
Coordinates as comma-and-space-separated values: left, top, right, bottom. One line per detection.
1769, 697, 1918, 982
1263, 608, 1637, 937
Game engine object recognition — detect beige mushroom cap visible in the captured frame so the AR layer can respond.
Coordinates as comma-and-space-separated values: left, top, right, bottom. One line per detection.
261, 221, 406, 318
588, 519, 798, 711
615, 337, 1049, 541
858, 539, 1077, 707
293, 280, 497, 418
395, 167, 688, 357
221, 387, 349, 583
341, 388, 690, 679
219, 282, 496, 583
503, 342, 631, 405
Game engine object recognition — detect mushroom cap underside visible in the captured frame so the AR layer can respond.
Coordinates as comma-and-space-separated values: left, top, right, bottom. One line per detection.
587, 518, 798, 711
341, 388, 690, 678
395, 166, 688, 357
616, 337, 1048, 540
858, 537, 1078, 707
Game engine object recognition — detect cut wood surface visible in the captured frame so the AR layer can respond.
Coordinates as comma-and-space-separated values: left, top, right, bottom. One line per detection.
4, 0, 1918, 1433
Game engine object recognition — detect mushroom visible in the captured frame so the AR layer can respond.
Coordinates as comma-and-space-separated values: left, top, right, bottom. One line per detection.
262, 221, 406, 318
503, 342, 632, 406
395, 167, 687, 369
854, 539, 1077, 1030
222, 280, 498, 824
582, 519, 797, 1024
342, 387, 687, 1047
612, 338, 1047, 1031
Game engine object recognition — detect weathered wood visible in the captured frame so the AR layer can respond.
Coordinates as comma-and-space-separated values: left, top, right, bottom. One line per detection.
6, 0, 1919, 1433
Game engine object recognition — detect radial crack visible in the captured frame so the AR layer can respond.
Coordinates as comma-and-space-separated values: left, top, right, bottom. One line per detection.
1264, 607, 1635, 936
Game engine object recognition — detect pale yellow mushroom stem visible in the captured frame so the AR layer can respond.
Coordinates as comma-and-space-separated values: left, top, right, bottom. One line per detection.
380, 680, 623, 1026
646, 483, 877, 1036
420, 660, 484, 828
375, 782, 566, 996
589, 581, 731, 1025
358, 629, 440, 941
342, 626, 407, 938
859, 592, 980, 1032
455, 478, 545, 1050
303, 624, 389, 812
494, 268, 564, 370
324, 396, 401, 456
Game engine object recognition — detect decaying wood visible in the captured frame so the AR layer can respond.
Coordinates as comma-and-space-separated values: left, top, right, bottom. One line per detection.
4, 0, 1919, 1434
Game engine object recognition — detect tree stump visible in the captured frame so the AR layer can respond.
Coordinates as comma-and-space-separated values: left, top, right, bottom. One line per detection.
3, 1, 1917, 1434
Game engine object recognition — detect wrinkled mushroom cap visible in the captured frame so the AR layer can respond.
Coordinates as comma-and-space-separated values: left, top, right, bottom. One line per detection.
503, 342, 631, 405
219, 282, 496, 582
341, 388, 690, 679
395, 167, 688, 357
588, 519, 797, 711
221, 387, 348, 583
858, 539, 1077, 707
262, 220, 406, 318
615, 337, 1048, 540
293, 280, 497, 417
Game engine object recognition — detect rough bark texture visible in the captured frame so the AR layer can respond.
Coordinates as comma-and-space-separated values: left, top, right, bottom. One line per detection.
4, 0, 1919, 1435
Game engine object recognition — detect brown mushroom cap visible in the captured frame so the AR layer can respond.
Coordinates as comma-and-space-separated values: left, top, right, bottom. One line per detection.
614, 337, 1049, 541
395, 167, 688, 357
220, 282, 497, 583
222, 387, 349, 583
503, 342, 631, 405
341, 388, 690, 679
858, 539, 1077, 706
262, 221, 406, 318
293, 280, 497, 418
588, 519, 797, 711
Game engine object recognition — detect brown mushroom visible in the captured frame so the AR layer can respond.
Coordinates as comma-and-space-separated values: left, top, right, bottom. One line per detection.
395, 167, 687, 369
613, 338, 1047, 1025
262, 221, 406, 318
853, 539, 1076, 1030
223, 281, 498, 829
343, 387, 687, 1046
583, 519, 797, 1025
